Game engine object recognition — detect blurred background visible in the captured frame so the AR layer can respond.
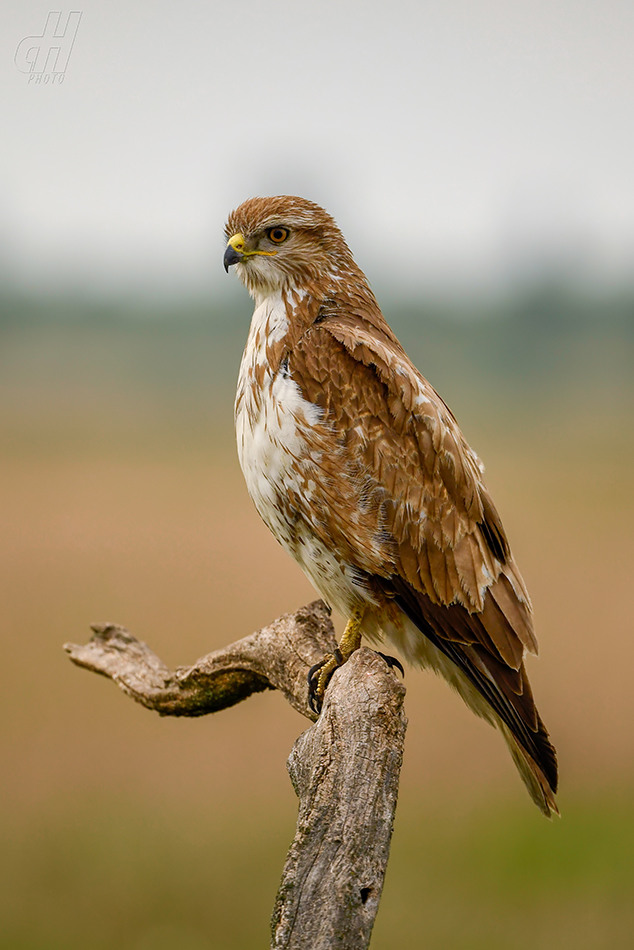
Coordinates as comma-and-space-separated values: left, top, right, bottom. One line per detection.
2, 1, 634, 947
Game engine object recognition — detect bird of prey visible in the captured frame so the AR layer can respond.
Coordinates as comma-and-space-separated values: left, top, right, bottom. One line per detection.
223, 195, 558, 817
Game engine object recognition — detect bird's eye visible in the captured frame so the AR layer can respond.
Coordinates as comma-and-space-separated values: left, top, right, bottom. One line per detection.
267, 227, 289, 244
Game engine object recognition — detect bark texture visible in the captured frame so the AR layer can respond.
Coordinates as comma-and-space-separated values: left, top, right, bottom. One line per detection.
272, 648, 407, 949
64, 599, 407, 950
64, 600, 336, 721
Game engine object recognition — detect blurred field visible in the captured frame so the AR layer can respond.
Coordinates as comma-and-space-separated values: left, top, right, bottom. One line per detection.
1, 289, 634, 948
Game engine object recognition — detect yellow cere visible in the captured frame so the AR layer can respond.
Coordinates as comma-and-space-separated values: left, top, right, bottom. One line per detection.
227, 231, 278, 258
227, 233, 246, 252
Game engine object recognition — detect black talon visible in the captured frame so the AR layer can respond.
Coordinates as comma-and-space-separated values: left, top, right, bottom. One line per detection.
307, 661, 323, 713
375, 652, 405, 677
307, 651, 346, 714
307, 660, 323, 684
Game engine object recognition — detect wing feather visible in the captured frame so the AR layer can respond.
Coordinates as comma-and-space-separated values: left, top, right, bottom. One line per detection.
286, 303, 557, 806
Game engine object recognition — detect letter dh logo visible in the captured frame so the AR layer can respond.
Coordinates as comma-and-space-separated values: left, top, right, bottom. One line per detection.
15, 11, 82, 84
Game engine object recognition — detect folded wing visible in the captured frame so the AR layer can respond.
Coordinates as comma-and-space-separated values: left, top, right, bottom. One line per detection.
288, 302, 558, 814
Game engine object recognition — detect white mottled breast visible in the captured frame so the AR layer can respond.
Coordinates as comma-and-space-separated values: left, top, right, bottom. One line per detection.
234, 291, 367, 615
235, 291, 313, 542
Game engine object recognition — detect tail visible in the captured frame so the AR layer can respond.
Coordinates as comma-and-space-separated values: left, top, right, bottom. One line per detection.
380, 576, 560, 816
498, 719, 559, 818
420, 633, 560, 817
433, 648, 559, 817
432, 641, 559, 817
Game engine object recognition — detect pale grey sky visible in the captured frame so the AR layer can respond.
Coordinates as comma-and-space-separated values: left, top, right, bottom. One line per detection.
3, 0, 634, 296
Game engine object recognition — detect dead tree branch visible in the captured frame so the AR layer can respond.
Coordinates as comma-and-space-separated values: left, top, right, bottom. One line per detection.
64, 600, 336, 720
64, 599, 407, 950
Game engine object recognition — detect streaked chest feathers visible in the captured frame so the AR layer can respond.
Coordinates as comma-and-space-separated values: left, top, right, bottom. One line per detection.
234, 292, 385, 611
235, 292, 319, 542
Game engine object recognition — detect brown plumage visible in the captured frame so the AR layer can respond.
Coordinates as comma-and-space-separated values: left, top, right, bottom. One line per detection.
224, 195, 558, 816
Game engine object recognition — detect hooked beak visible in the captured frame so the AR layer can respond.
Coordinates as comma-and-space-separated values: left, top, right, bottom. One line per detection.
223, 230, 278, 273
223, 245, 243, 273
223, 232, 246, 273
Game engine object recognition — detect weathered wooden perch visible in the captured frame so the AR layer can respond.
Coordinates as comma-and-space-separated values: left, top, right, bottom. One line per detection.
64, 599, 407, 950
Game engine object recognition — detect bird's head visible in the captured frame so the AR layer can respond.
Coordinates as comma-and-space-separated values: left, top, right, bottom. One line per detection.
223, 196, 355, 299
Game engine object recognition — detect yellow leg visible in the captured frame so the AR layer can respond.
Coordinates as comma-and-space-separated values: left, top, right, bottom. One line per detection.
338, 606, 365, 659
309, 606, 365, 711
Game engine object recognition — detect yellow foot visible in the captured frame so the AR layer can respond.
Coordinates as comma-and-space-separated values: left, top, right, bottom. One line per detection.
307, 607, 365, 714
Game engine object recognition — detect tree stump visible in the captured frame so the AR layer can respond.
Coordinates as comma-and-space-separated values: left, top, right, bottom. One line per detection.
65, 600, 407, 949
